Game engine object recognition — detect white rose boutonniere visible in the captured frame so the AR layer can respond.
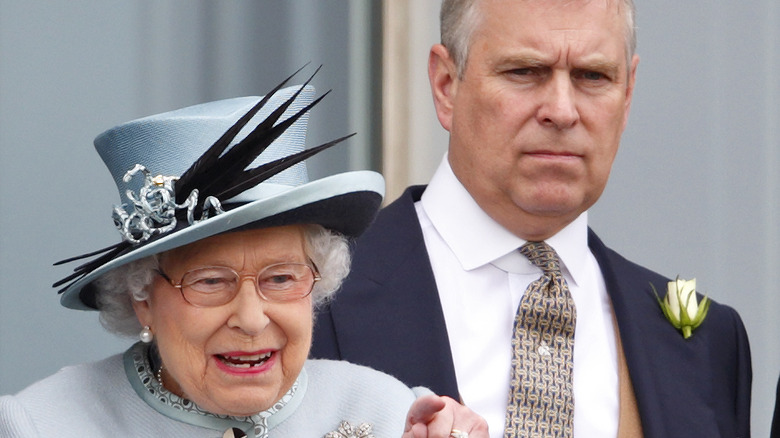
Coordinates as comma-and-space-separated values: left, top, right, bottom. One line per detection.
651, 277, 711, 339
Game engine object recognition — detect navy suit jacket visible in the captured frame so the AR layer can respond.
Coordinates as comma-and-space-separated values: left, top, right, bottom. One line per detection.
312, 186, 751, 437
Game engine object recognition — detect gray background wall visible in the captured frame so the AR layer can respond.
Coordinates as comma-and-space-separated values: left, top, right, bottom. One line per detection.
1, 1, 779, 436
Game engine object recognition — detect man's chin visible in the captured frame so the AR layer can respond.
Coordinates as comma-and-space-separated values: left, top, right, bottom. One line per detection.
515, 192, 587, 219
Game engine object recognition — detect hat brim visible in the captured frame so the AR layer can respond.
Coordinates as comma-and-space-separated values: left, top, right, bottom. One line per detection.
60, 170, 384, 310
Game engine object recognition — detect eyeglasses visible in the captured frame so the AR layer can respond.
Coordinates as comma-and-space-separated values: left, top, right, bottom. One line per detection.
155, 263, 321, 307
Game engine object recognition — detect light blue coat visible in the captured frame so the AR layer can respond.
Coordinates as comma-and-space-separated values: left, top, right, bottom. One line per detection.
0, 347, 430, 437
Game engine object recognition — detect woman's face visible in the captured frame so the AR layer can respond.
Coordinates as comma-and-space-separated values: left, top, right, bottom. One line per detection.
132, 225, 313, 416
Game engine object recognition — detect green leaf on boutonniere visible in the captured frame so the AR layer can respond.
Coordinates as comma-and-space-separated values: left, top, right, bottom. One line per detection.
651, 277, 710, 339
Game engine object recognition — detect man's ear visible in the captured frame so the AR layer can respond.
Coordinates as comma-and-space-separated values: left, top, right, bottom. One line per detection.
622, 54, 640, 130
428, 43, 459, 132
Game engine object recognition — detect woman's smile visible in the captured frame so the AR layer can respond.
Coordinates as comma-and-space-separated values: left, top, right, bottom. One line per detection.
213, 350, 276, 375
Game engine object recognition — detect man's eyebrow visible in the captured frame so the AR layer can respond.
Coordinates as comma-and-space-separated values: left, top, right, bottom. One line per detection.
492, 53, 622, 77
494, 55, 551, 69
576, 59, 621, 76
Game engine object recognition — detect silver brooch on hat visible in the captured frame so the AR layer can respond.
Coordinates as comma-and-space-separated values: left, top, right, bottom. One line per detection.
112, 164, 224, 244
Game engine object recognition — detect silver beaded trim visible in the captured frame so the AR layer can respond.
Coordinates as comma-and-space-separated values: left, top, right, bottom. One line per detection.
130, 342, 299, 438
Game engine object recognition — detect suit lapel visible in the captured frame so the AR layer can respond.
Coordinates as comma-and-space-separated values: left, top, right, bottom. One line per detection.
588, 229, 723, 438
326, 186, 461, 399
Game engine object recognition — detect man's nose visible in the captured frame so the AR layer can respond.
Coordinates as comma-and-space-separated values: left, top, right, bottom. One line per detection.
536, 73, 579, 130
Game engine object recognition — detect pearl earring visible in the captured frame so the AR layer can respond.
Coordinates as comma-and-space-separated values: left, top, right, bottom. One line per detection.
140, 326, 154, 343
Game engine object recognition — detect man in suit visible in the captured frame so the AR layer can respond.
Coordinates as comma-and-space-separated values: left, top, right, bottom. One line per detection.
312, 0, 751, 436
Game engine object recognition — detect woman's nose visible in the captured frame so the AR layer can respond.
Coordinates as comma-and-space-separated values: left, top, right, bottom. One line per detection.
226, 277, 271, 335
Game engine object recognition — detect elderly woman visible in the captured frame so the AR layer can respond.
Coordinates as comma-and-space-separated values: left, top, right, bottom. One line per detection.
0, 74, 488, 438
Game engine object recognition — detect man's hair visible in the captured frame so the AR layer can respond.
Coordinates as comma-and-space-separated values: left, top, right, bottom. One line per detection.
440, 0, 637, 78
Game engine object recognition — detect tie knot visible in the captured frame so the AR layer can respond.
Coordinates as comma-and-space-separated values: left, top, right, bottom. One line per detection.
520, 241, 562, 275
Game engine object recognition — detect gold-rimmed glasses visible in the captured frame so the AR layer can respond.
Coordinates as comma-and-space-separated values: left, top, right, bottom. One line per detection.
156, 263, 321, 307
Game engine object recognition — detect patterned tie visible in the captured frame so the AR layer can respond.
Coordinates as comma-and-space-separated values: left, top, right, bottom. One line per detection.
504, 241, 577, 437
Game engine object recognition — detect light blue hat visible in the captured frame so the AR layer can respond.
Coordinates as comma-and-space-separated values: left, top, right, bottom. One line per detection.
55, 76, 384, 310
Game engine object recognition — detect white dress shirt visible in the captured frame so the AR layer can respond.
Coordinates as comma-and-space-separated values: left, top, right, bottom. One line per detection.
415, 156, 619, 438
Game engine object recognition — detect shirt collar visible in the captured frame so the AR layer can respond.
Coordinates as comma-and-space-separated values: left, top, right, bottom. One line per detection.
419, 155, 590, 287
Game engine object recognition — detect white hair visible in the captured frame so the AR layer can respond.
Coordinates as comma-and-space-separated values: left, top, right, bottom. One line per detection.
95, 224, 351, 338
440, 0, 637, 78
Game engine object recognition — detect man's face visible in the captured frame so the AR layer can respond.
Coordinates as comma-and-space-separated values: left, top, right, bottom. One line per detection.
432, 0, 638, 240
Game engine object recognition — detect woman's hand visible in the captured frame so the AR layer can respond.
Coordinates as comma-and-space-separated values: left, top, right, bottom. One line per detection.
402, 394, 489, 438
